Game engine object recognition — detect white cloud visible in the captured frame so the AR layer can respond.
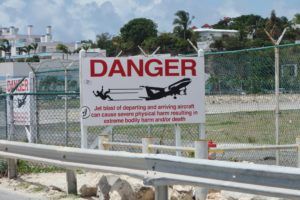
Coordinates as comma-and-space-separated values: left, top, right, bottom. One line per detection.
217, 0, 242, 18
2, 0, 26, 11
0, 0, 298, 42
271, 0, 299, 19
0, 0, 124, 41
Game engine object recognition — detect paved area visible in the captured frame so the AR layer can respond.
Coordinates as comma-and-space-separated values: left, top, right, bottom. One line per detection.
0, 187, 45, 200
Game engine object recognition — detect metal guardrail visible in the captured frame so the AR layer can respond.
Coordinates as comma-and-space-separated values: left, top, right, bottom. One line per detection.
1, 140, 300, 199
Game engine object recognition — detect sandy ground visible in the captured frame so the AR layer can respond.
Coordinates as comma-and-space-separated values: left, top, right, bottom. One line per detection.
0, 172, 286, 200
0, 172, 104, 199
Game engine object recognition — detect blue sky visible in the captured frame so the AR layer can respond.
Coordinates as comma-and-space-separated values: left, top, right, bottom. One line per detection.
0, 0, 299, 42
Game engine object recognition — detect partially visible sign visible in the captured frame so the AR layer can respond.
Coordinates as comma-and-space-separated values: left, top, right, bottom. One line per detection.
6, 78, 31, 125
80, 56, 205, 126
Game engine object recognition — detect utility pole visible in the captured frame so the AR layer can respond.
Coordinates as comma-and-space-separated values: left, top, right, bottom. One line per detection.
264, 28, 287, 166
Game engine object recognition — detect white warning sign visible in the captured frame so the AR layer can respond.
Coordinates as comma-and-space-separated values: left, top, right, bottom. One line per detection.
6, 78, 31, 125
80, 56, 205, 126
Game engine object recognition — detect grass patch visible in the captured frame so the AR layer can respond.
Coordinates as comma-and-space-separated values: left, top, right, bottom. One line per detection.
17, 160, 64, 174
17, 182, 31, 189
32, 109, 300, 146
31, 185, 45, 193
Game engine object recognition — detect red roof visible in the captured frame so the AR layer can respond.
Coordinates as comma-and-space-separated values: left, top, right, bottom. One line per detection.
201, 24, 212, 28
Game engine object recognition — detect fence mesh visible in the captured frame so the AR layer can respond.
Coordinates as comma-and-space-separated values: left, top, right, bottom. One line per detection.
0, 43, 299, 167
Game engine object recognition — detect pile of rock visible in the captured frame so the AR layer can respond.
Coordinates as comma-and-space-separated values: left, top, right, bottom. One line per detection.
79, 174, 199, 200
80, 174, 154, 200
79, 174, 286, 200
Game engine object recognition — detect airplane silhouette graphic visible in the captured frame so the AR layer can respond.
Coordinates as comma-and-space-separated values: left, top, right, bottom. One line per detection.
140, 78, 191, 100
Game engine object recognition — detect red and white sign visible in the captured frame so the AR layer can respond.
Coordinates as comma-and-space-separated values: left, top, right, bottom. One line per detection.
80, 56, 205, 126
6, 78, 31, 125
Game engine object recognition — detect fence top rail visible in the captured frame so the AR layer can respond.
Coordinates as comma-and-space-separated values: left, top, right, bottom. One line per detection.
104, 141, 143, 148
103, 139, 297, 152
204, 43, 300, 56
180, 43, 300, 57
214, 144, 298, 151
35, 68, 79, 74
148, 144, 195, 152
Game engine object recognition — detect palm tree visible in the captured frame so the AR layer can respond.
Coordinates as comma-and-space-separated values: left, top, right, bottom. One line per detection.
81, 44, 90, 51
30, 43, 38, 54
0, 39, 11, 59
173, 10, 194, 39
293, 13, 300, 24
0, 45, 5, 58
20, 45, 34, 56
56, 43, 69, 59
73, 47, 81, 54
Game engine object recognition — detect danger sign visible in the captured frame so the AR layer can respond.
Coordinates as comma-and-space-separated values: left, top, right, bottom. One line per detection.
6, 78, 31, 125
6, 78, 29, 93
80, 56, 205, 126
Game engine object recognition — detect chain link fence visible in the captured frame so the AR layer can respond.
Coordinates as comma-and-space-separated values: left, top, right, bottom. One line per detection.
0, 43, 299, 166
205, 43, 300, 166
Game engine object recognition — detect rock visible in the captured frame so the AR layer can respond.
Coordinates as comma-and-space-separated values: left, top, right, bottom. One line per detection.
49, 185, 63, 192
97, 174, 154, 200
97, 175, 121, 200
80, 184, 97, 197
207, 189, 222, 200
109, 178, 135, 200
119, 175, 154, 200
134, 185, 154, 200
220, 191, 290, 200
170, 185, 194, 200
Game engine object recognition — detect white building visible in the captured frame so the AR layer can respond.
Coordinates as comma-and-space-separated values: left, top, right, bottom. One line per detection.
193, 27, 239, 51
0, 25, 78, 59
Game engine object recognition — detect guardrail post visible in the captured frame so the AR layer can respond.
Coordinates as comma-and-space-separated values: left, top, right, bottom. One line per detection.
98, 134, 109, 150
66, 170, 77, 195
142, 137, 153, 154
297, 137, 300, 168
194, 140, 208, 200
7, 158, 17, 179
155, 185, 168, 200
143, 138, 167, 199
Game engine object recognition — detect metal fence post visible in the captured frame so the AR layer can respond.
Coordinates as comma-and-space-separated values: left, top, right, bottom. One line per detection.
194, 140, 208, 200
142, 137, 153, 154
297, 137, 300, 168
29, 72, 37, 143
4, 94, 8, 140
66, 170, 77, 195
275, 46, 280, 166
175, 124, 182, 156
64, 67, 69, 146
34, 73, 40, 144
265, 29, 287, 166
98, 134, 109, 150
6, 74, 14, 141
8, 94, 14, 141
7, 158, 17, 179
79, 50, 88, 148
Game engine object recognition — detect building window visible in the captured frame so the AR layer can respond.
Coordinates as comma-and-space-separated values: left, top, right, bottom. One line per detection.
41, 46, 46, 53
